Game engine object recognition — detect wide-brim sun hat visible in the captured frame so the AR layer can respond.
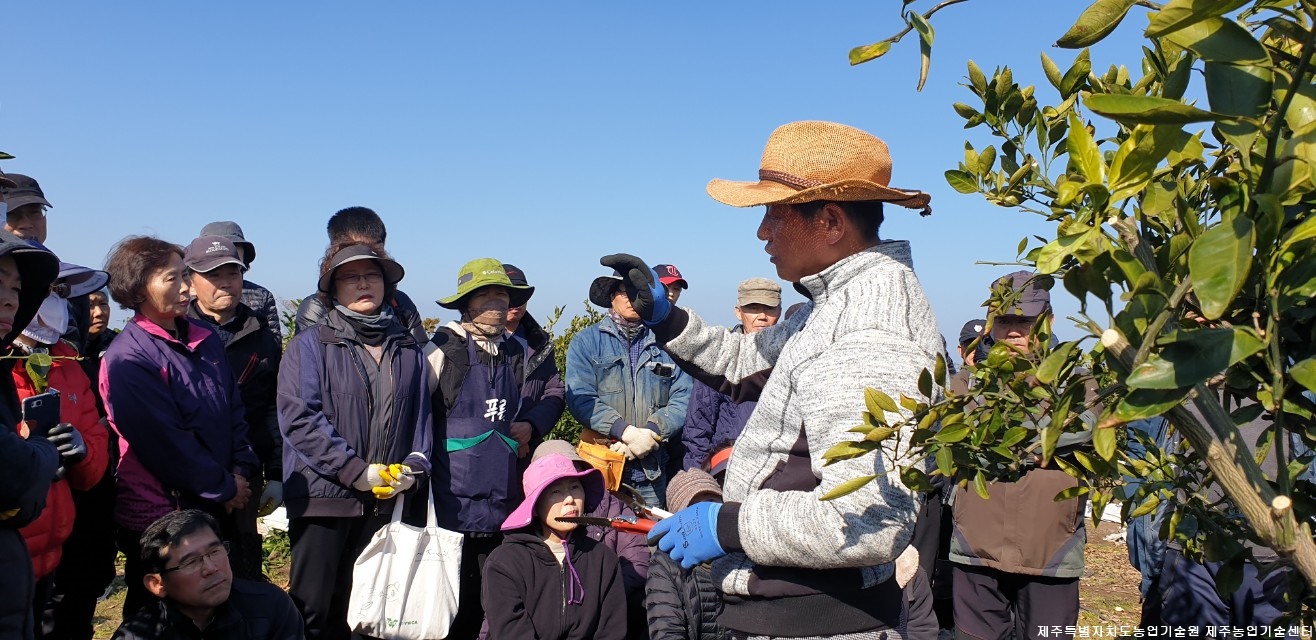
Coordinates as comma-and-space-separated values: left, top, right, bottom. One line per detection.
0, 231, 58, 347
589, 273, 623, 308
317, 244, 405, 293
438, 257, 534, 310
58, 262, 110, 298
706, 120, 932, 216
501, 453, 605, 532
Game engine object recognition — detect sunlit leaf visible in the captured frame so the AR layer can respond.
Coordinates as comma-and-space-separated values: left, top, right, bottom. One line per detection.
1204, 62, 1272, 121
1163, 17, 1268, 64
936, 445, 956, 477
821, 475, 878, 501
1126, 327, 1265, 389
849, 41, 893, 66
1036, 341, 1080, 384
1109, 124, 1182, 202
1061, 49, 1092, 96
945, 169, 978, 194
1292, 358, 1316, 394
864, 427, 897, 443
1085, 94, 1221, 124
1146, 0, 1250, 38
1093, 424, 1117, 461
821, 440, 880, 466
900, 466, 934, 492
935, 422, 971, 443
1113, 387, 1193, 422
1042, 52, 1063, 92
1056, 0, 1136, 48
968, 59, 987, 95
865, 387, 900, 416
973, 470, 990, 499
1188, 214, 1254, 319
1054, 486, 1090, 501
1067, 112, 1105, 183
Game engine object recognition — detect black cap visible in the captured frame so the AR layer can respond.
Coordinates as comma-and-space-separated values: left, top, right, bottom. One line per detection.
958, 319, 987, 346
502, 263, 528, 287
0, 174, 52, 210
184, 235, 247, 274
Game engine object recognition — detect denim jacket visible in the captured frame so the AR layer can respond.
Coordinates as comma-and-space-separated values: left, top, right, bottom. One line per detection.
565, 316, 691, 482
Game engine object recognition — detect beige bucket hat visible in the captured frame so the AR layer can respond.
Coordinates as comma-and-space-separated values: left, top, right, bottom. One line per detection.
706, 121, 931, 216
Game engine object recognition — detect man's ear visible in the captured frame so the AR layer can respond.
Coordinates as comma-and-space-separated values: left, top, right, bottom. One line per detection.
818, 203, 848, 245
144, 572, 168, 600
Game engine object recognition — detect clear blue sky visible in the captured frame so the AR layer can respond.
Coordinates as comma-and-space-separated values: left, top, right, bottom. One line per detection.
3, 1, 1145, 345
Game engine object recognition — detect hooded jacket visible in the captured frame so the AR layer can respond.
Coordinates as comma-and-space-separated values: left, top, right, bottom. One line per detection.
652, 242, 944, 637
481, 532, 627, 640
511, 312, 566, 448
101, 315, 260, 532
187, 302, 283, 481
0, 233, 63, 640
15, 340, 110, 579
294, 289, 429, 346
565, 316, 691, 486
277, 308, 432, 518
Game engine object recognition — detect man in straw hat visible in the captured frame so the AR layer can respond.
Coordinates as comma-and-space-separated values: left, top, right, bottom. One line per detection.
603, 120, 943, 639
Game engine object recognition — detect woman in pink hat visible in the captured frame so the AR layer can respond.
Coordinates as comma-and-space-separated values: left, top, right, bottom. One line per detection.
481, 454, 627, 640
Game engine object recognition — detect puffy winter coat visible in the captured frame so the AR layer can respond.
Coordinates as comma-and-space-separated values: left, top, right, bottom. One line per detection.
101, 315, 259, 532
680, 378, 756, 471
15, 340, 109, 579
277, 309, 432, 518
645, 551, 726, 640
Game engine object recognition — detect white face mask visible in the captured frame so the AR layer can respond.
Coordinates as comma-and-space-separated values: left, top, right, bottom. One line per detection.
22, 292, 69, 345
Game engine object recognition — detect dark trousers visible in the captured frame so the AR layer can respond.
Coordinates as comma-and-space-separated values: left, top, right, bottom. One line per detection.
448, 533, 503, 640
116, 527, 153, 620
40, 477, 118, 640
910, 483, 954, 629
288, 514, 391, 640
1158, 548, 1293, 632
952, 565, 1079, 640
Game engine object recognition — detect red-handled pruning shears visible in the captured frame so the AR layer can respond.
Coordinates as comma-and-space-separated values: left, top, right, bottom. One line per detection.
557, 515, 655, 535
617, 484, 674, 520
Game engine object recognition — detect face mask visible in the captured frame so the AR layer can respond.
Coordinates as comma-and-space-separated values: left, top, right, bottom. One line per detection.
22, 292, 69, 345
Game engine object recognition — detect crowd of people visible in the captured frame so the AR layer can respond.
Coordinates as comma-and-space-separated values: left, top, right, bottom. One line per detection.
0, 119, 1301, 640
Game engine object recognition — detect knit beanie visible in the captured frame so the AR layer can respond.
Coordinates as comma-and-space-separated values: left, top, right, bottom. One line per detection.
532, 439, 583, 463
666, 469, 723, 512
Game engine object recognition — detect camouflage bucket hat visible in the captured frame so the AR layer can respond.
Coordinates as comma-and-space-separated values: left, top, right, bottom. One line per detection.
437, 257, 534, 310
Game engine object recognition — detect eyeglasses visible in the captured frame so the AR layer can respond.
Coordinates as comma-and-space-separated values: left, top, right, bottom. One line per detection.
161, 541, 229, 575
336, 272, 384, 286
5, 207, 46, 223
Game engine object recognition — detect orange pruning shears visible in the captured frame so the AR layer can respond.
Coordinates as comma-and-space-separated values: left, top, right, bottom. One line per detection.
557, 515, 655, 535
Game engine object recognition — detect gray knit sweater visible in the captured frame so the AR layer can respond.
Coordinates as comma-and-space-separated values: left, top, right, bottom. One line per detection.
662, 242, 944, 604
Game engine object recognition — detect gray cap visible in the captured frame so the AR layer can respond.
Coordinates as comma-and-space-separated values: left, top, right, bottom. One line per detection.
993, 271, 1052, 318
184, 235, 247, 274
199, 220, 256, 265
737, 277, 782, 307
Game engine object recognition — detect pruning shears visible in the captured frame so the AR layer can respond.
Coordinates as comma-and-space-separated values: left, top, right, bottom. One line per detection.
617, 483, 674, 520
558, 515, 655, 535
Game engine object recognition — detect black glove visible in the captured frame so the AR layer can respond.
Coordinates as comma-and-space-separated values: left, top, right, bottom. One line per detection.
47, 422, 87, 467
599, 254, 671, 326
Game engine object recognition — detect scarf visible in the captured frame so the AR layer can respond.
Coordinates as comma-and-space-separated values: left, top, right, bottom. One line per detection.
22, 292, 69, 346
608, 309, 644, 342
334, 304, 395, 347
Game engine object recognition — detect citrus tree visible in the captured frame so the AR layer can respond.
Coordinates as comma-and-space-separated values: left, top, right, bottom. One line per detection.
828, 0, 1316, 614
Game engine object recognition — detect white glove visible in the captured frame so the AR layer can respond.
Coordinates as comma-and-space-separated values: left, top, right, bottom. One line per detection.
352, 463, 393, 492
621, 425, 661, 459
372, 464, 416, 500
609, 440, 634, 461
257, 481, 283, 517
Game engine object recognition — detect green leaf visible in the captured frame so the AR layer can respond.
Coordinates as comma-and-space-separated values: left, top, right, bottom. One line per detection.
1292, 358, 1316, 394
1036, 341, 1080, 384
1036, 228, 1098, 274
1129, 494, 1162, 518
967, 60, 987, 95
1000, 427, 1031, 448
1060, 49, 1092, 96
1093, 425, 1116, 461
973, 470, 990, 499
900, 466, 934, 492
934, 422, 971, 444
821, 440, 880, 466
849, 41, 892, 66
1204, 62, 1272, 120
909, 11, 935, 46
916, 34, 932, 92
1282, 80, 1316, 134
863, 426, 897, 443
1041, 52, 1063, 92
1278, 212, 1316, 253
865, 387, 900, 416
945, 169, 978, 194
1085, 94, 1221, 125
978, 145, 997, 175
847, 424, 876, 434
1145, 0, 1250, 38
1054, 486, 1090, 501
1163, 17, 1268, 64
1188, 214, 1255, 319
1067, 112, 1105, 183
1126, 327, 1266, 389
919, 368, 934, 398
1113, 387, 1193, 421
934, 352, 947, 388
936, 445, 956, 477
820, 475, 878, 501
1108, 124, 1182, 202
1056, 0, 1136, 48
953, 102, 980, 119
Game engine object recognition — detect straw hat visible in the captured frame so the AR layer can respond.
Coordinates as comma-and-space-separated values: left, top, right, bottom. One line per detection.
707, 121, 931, 216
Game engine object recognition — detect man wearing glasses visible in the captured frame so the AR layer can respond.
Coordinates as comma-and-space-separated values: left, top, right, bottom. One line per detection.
112, 509, 302, 640
0, 174, 50, 244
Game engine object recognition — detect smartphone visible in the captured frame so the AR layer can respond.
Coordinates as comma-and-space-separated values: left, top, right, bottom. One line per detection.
21, 389, 61, 441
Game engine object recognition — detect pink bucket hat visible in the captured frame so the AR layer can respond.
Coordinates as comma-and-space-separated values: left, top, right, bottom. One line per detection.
501, 454, 605, 531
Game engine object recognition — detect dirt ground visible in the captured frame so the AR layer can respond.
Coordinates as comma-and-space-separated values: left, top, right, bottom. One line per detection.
90, 524, 1143, 638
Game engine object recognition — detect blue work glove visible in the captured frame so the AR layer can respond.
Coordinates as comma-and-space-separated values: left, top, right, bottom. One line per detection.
648, 502, 725, 569
600, 254, 671, 326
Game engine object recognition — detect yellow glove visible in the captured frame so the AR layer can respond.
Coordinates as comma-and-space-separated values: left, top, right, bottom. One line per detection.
371, 464, 416, 500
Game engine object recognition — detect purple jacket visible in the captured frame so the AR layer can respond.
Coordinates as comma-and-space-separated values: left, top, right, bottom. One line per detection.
101, 315, 258, 532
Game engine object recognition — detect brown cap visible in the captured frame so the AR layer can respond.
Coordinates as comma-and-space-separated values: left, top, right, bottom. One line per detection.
737, 278, 781, 307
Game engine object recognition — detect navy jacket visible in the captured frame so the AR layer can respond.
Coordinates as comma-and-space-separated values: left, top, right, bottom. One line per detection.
112, 578, 304, 640
512, 312, 566, 445
680, 379, 756, 471
277, 309, 432, 518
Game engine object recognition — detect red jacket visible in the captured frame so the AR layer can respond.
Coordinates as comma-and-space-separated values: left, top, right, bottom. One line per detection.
17, 340, 109, 579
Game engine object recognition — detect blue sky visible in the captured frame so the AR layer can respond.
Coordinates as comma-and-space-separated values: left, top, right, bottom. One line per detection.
3, 1, 1147, 345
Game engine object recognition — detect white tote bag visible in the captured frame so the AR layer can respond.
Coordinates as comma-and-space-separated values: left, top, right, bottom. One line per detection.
347, 492, 463, 639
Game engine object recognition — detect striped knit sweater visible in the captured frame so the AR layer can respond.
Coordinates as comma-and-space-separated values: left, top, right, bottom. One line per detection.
657, 241, 944, 635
